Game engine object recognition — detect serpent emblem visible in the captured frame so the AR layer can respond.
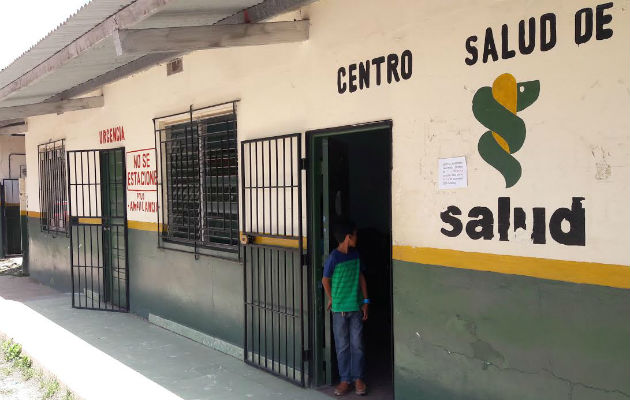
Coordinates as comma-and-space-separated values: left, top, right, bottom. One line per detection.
472, 73, 540, 188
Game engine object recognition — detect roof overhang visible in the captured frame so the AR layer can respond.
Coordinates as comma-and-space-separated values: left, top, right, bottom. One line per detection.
0, 0, 315, 126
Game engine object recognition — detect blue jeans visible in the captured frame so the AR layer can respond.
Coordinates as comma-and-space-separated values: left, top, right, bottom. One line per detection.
332, 311, 365, 383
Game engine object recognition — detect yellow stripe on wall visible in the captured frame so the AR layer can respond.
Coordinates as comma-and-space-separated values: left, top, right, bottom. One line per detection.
78, 217, 102, 225
127, 220, 165, 232
393, 246, 630, 289
249, 235, 307, 249
23, 211, 628, 289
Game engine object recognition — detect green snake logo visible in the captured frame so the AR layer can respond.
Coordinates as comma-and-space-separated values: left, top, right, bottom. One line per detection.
472, 73, 540, 188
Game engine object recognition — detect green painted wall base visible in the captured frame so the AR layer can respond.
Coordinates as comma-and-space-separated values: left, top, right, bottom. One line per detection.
26, 217, 244, 347
128, 228, 243, 346
27, 214, 630, 398
20, 215, 29, 275
27, 217, 72, 291
393, 260, 630, 400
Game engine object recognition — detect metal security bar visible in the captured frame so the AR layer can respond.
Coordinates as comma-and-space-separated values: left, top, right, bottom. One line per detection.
67, 148, 129, 312
241, 133, 310, 387
38, 140, 68, 233
154, 102, 239, 257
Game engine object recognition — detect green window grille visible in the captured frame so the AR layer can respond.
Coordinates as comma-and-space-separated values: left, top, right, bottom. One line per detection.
159, 112, 239, 254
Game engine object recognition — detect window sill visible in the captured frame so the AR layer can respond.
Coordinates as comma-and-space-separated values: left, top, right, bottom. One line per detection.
159, 238, 241, 262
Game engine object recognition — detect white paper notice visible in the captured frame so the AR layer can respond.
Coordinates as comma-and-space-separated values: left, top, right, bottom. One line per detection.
439, 157, 468, 189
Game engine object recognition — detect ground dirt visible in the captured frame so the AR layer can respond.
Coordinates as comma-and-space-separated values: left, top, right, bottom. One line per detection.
0, 356, 43, 400
0, 257, 23, 276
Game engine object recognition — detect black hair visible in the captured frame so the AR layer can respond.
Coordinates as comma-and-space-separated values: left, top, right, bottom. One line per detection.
333, 221, 356, 243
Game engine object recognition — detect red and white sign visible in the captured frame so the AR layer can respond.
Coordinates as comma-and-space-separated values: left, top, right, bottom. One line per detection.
99, 125, 125, 144
126, 148, 158, 214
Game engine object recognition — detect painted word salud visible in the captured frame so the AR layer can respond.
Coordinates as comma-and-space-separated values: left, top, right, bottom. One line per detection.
464, 2, 614, 65
440, 197, 586, 246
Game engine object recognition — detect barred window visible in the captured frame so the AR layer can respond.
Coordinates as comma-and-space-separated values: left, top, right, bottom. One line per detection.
38, 139, 68, 233
158, 111, 239, 254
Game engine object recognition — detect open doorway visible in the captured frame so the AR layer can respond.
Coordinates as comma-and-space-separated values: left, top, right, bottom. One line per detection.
308, 122, 393, 399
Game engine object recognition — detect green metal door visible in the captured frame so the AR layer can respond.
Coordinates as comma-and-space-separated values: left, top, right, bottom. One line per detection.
100, 149, 128, 308
308, 137, 349, 385
67, 148, 129, 311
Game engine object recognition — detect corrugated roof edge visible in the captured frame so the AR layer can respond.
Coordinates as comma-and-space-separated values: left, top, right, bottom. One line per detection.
0, 0, 137, 89
0, 0, 317, 104
0, 0, 174, 101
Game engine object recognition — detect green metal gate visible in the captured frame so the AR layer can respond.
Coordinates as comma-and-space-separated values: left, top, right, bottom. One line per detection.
241, 134, 311, 386
67, 148, 129, 311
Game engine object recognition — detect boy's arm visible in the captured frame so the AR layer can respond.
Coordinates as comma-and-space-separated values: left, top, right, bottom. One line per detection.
321, 277, 332, 310
359, 272, 368, 321
359, 272, 368, 299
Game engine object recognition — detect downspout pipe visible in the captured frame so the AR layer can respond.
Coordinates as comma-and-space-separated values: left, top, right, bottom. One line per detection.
8, 153, 25, 179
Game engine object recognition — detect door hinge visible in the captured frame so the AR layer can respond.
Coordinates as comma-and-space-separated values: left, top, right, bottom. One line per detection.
301, 253, 309, 266
299, 158, 308, 170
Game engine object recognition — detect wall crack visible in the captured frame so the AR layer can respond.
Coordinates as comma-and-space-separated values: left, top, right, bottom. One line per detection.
420, 336, 630, 399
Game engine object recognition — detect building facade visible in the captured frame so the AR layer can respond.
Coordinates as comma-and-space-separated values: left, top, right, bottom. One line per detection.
7, 0, 630, 398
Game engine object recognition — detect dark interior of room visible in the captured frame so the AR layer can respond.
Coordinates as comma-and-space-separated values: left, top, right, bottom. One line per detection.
318, 128, 393, 399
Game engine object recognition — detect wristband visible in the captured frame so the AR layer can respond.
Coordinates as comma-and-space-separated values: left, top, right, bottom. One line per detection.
363, 298, 370, 304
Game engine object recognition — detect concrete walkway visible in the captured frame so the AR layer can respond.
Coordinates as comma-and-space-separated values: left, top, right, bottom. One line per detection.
0, 275, 331, 400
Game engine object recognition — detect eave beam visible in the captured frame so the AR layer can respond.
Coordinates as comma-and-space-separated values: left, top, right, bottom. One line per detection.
0, 96, 104, 120
48, 0, 317, 101
114, 20, 309, 56
0, 120, 27, 135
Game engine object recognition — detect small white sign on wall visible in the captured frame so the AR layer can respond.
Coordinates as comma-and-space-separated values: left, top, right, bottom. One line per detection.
439, 156, 468, 189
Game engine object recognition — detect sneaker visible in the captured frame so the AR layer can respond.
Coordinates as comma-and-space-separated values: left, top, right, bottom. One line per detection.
334, 381, 352, 396
354, 379, 367, 396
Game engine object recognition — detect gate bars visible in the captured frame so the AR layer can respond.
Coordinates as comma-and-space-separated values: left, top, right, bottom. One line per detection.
67, 149, 129, 312
241, 133, 311, 387
38, 140, 68, 234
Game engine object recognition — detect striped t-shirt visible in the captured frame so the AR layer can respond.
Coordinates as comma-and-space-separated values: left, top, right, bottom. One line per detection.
323, 249, 365, 312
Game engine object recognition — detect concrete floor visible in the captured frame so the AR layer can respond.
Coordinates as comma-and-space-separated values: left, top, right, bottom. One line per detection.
0, 275, 332, 400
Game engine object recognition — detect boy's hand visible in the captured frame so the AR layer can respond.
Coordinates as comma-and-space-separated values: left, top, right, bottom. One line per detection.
361, 304, 369, 321
327, 298, 332, 310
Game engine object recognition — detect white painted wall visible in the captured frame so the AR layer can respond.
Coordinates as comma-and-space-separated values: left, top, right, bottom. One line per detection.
0, 135, 25, 179
23, 0, 630, 265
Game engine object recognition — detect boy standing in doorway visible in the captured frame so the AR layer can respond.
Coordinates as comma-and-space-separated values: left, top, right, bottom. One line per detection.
322, 222, 369, 396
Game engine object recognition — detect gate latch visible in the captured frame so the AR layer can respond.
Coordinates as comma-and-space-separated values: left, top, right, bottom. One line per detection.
240, 234, 255, 245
